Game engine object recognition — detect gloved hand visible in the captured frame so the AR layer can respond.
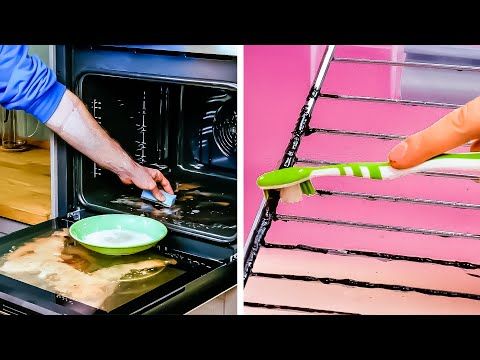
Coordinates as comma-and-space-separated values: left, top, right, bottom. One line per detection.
389, 96, 480, 168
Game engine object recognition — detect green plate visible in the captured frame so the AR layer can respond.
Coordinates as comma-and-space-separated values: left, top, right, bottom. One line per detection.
69, 214, 168, 256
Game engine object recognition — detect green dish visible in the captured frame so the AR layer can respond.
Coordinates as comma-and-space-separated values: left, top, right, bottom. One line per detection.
69, 214, 168, 256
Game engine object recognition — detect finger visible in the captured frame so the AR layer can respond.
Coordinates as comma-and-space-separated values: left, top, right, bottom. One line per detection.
150, 187, 166, 202
146, 168, 174, 194
471, 139, 480, 152
388, 96, 480, 169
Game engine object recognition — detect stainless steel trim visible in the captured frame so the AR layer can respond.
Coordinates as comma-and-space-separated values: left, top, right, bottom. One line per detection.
104, 45, 237, 57
49, 45, 59, 218
77, 72, 237, 92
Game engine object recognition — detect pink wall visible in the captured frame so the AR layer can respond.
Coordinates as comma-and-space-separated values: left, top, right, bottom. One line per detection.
244, 45, 480, 264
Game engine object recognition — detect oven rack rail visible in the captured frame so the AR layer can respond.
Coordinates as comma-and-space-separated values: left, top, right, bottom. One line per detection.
245, 239, 480, 314
244, 45, 480, 313
306, 127, 476, 149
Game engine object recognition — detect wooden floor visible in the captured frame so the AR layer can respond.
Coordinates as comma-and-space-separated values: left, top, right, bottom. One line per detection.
244, 247, 480, 315
0, 147, 51, 225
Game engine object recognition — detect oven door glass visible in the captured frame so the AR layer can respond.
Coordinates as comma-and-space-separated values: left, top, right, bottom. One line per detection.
78, 74, 236, 243
0, 218, 212, 314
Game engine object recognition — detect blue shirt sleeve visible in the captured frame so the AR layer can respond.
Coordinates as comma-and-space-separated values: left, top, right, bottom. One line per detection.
0, 45, 66, 123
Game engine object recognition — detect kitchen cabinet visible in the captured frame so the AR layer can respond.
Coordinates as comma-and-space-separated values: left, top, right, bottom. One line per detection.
187, 286, 237, 315
0, 147, 51, 225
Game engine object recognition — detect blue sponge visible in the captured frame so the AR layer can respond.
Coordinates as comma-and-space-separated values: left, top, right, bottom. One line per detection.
141, 190, 177, 207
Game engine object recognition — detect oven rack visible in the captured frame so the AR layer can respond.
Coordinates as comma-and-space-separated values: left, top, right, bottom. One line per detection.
244, 45, 480, 314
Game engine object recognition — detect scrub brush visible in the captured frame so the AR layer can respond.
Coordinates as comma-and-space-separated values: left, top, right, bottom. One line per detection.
257, 152, 480, 203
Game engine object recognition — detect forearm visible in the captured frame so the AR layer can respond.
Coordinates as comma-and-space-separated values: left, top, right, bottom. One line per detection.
45, 89, 138, 178
44, 89, 173, 200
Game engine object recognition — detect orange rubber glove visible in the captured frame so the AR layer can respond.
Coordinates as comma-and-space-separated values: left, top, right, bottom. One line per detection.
389, 96, 480, 169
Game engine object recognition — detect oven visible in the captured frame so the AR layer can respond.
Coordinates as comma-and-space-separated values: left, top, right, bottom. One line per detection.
0, 45, 237, 315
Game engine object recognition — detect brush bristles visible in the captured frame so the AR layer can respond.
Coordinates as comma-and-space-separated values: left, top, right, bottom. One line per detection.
263, 190, 270, 200
262, 181, 316, 203
300, 180, 316, 196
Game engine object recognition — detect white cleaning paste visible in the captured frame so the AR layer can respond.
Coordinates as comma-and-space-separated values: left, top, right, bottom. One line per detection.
83, 230, 152, 247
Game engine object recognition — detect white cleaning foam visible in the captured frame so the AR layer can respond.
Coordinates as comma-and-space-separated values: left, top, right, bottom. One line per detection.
83, 230, 153, 247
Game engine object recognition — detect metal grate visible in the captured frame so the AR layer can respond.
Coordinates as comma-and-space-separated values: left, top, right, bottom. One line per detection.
244, 45, 480, 314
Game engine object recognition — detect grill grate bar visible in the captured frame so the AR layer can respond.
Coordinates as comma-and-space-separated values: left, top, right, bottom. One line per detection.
275, 214, 480, 240
307, 128, 474, 148
244, 301, 358, 315
316, 189, 480, 210
308, 127, 406, 140
263, 242, 480, 270
296, 158, 480, 180
333, 57, 480, 73
319, 93, 460, 109
251, 272, 480, 301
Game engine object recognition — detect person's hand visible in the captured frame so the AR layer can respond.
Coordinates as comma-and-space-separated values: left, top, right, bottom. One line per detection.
44, 90, 174, 202
117, 164, 174, 202
388, 96, 480, 169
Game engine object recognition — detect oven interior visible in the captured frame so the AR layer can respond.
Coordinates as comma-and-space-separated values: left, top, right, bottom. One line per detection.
77, 74, 237, 243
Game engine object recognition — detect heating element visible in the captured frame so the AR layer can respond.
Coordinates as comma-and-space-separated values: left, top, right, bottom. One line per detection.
244, 45, 480, 315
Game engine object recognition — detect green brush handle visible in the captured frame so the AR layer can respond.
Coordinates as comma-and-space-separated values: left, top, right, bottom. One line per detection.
313, 152, 480, 180
257, 152, 480, 190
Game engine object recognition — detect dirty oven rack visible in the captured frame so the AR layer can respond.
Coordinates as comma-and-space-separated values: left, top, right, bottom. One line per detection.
243, 45, 480, 315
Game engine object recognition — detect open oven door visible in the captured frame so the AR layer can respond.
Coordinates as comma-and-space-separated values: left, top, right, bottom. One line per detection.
0, 214, 236, 315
